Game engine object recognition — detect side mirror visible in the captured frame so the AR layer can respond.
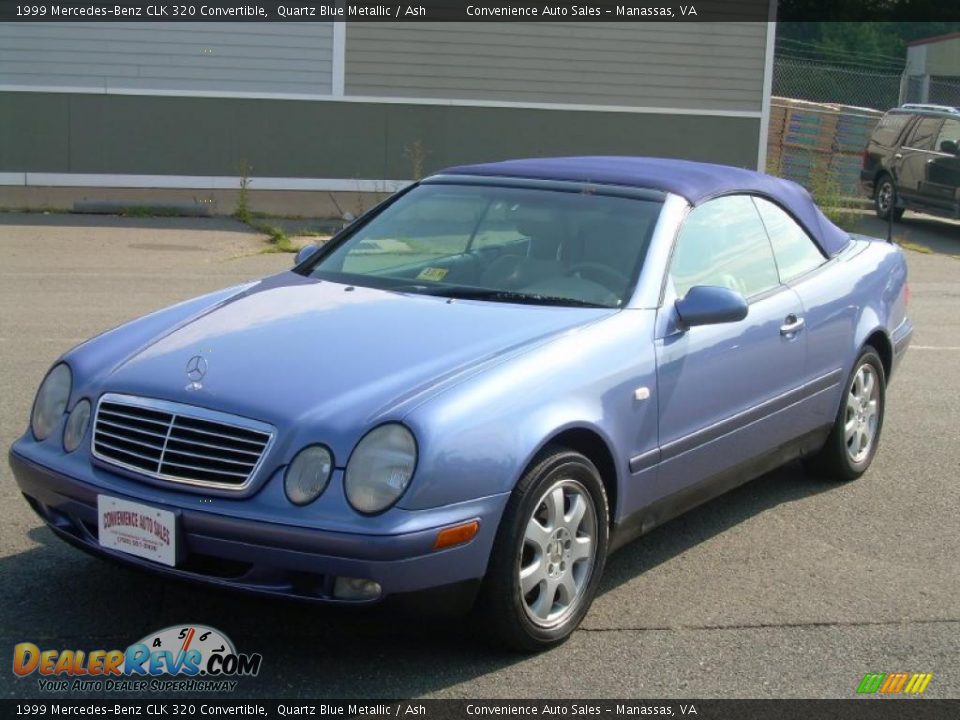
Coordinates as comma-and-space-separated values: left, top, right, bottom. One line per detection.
940, 139, 959, 155
294, 244, 320, 265
675, 285, 748, 328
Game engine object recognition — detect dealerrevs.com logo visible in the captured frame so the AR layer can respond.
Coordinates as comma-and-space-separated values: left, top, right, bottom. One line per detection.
13, 624, 262, 693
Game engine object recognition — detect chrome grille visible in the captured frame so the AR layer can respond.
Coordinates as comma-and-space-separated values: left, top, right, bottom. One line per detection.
92, 394, 274, 491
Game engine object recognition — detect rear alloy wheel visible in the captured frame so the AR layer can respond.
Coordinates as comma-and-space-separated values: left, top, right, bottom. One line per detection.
806, 347, 886, 482
478, 446, 608, 651
874, 175, 905, 221
845, 362, 882, 465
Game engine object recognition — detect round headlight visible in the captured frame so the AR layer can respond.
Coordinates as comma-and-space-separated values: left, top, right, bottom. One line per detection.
63, 399, 92, 453
31, 363, 72, 441
284, 445, 334, 506
345, 424, 417, 514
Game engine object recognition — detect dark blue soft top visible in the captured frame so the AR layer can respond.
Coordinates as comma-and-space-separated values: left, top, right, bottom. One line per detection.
441, 156, 851, 257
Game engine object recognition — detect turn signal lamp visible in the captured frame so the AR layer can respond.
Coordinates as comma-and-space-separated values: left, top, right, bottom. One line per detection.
433, 520, 480, 550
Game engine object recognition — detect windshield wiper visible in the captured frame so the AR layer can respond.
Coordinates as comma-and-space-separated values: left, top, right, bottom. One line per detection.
417, 286, 611, 308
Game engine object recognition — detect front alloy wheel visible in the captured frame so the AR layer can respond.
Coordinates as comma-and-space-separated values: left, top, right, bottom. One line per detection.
478, 446, 609, 651
519, 479, 598, 628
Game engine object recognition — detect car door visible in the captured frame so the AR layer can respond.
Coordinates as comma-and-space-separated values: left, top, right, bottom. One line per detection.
649, 195, 807, 505
925, 118, 960, 213
895, 116, 944, 206
753, 196, 846, 433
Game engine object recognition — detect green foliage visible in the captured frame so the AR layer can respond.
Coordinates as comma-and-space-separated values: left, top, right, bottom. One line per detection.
816, 23, 902, 63
775, 19, 960, 108
235, 159, 253, 224
119, 206, 183, 218
403, 140, 428, 180
777, 18, 960, 68
808, 159, 860, 231
247, 220, 297, 253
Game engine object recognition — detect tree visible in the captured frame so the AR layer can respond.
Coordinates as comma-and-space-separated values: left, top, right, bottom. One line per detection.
777, 0, 960, 67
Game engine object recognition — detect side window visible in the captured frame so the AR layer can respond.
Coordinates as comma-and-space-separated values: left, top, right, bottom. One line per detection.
935, 118, 960, 154
670, 195, 780, 300
752, 197, 825, 283
871, 112, 911, 147
905, 117, 943, 150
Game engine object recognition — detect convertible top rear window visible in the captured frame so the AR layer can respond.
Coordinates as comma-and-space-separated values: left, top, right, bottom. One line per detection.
300, 183, 663, 308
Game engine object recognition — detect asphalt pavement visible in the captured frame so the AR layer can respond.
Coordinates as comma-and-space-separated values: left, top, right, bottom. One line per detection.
0, 211, 957, 699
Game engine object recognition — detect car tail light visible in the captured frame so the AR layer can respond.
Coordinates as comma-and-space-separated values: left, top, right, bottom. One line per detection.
862, 147, 869, 168
904, 281, 911, 307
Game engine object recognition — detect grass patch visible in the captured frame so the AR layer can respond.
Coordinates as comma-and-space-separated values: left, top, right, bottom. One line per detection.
898, 241, 934, 254
232, 162, 294, 252
0, 205, 72, 214
232, 161, 324, 253
247, 221, 296, 253
118, 206, 185, 218
228, 160, 334, 253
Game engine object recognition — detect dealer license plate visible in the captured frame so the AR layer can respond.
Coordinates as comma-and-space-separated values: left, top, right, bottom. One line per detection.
97, 495, 177, 567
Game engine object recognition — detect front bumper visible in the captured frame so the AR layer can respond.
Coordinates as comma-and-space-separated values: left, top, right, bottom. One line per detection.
9, 448, 508, 609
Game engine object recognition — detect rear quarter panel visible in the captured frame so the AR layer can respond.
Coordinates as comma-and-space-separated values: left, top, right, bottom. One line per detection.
789, 237, 908, 422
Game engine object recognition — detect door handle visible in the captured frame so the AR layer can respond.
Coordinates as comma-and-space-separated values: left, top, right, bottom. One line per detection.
780, 315, 805, 336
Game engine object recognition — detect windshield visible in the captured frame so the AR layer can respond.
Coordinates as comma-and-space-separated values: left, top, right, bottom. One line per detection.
300, 183, 663, 308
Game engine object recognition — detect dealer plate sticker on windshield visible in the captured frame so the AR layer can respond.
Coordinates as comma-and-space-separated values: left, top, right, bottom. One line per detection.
97, 495, 177, 567
416, 267, 449, 282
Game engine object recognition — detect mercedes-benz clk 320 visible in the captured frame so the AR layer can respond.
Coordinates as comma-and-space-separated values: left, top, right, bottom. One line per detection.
10, 157, 912, 650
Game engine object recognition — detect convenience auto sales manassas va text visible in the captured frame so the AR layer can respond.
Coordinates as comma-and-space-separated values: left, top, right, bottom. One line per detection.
466, 5, 681, 17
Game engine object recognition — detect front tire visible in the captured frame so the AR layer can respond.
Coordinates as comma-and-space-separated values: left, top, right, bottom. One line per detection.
477, 446, 609, 651
807, 347, 886, 481
874, 174, 905, 221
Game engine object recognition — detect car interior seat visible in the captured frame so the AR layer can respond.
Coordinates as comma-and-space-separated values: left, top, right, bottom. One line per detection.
479, 212, 571, 290
561, 215, 649, 295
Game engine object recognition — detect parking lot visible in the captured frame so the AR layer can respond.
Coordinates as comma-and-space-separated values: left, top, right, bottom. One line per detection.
0, 211, 958, 699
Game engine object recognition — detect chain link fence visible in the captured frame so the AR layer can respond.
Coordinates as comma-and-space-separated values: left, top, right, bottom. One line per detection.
775, 57, 960, 112
919, 77, 960, 107
773, 57, 903, 111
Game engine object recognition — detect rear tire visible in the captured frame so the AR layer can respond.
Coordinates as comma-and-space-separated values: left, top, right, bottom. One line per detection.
806, 347, 886, 482
874, 174, 905, 221
477, 446, 609, 652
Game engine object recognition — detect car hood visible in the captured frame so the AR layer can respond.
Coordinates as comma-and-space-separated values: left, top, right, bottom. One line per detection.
100, 272, 614, 448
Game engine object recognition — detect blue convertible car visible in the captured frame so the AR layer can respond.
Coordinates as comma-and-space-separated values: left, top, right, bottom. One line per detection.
10, 157, 912, 650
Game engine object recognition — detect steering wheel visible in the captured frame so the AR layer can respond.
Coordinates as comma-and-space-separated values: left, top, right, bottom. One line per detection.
566, 262, 630, 292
